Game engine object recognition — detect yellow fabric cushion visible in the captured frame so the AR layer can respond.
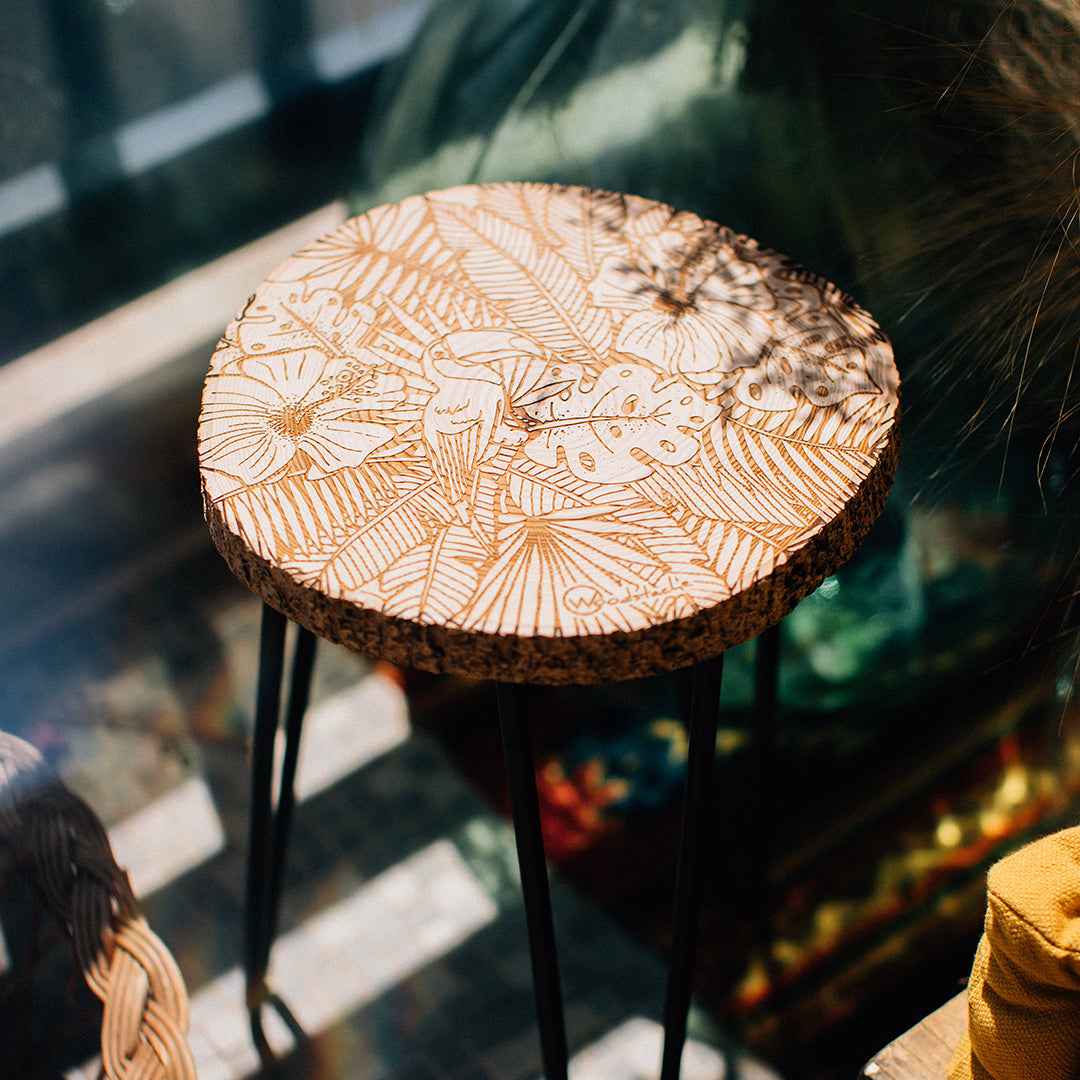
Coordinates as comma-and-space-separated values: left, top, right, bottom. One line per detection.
949, 825, 1080, 1080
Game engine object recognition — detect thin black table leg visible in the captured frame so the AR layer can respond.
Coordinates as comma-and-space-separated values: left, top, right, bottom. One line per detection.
245, 604, 317, 1060
496, 681, 569, 1080
659, 653, 724, 1080
260, 623, 317, 979
246, 603, 286, 1006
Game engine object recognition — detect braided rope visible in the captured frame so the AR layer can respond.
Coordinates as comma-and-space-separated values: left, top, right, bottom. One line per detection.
0, 730, 197, 1080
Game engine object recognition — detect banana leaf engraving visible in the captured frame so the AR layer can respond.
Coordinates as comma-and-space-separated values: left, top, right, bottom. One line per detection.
380, 524, 485, 624
430, 193, 613, 364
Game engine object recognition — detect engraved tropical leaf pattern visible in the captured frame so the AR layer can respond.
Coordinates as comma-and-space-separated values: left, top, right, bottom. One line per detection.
198, 183, 899, 639
379, 524, 486, 624
521, 363, 721, 483
430, 196, 614, 363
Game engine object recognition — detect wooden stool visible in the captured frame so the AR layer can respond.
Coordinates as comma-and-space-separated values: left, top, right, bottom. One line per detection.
198, 183, 900, 1078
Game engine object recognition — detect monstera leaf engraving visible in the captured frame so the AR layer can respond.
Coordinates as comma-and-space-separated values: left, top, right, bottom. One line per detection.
234, 285, 376, 358
522, 365, 720, 482
731, 332, 881, 411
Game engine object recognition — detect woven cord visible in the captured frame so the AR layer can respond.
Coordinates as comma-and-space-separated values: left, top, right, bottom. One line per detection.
0, 730, 197, 1079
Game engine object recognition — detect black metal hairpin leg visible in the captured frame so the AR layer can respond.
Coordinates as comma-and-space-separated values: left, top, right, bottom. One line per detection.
659, 653, 724, 1080
245, 603, 317, 1056
495, 681, 569, 1080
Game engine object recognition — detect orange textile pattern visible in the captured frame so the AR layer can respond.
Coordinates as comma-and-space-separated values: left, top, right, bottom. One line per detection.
949, 825, 1080, 1080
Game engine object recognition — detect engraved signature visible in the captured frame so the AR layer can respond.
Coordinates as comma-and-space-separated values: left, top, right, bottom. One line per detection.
563, 583, 674, 615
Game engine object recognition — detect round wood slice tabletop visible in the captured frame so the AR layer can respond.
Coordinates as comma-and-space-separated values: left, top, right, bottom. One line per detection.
199, 183, 900, 684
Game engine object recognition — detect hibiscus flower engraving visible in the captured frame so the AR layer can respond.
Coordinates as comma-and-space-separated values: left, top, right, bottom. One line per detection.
199, 348, 403, 486
588, 229, 773, 384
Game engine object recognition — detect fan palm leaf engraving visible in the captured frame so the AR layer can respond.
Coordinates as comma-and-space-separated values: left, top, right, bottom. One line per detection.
463, 508, 669, 637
